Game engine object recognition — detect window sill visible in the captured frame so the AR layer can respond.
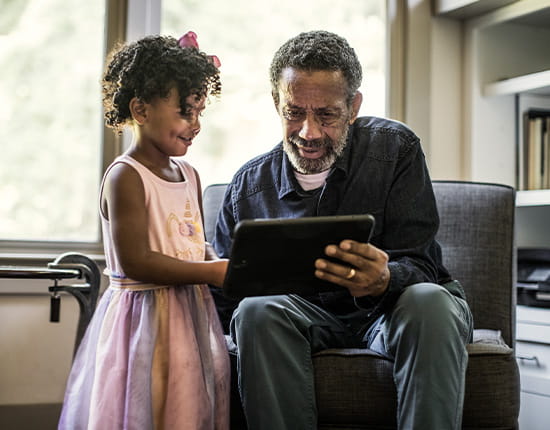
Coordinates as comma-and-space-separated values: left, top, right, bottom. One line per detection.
0, 242, 105, 266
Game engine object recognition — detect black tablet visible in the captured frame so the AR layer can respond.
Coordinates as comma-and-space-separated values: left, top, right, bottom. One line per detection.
222, 214, 375, 299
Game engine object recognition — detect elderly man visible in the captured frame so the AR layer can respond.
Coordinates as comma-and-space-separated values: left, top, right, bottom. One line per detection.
211, 30, 473, 430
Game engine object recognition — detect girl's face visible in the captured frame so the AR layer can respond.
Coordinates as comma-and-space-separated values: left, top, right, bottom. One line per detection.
142, 88, 205, 157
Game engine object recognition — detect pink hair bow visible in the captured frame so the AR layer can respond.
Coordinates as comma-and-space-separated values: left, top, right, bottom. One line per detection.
178, 31, 221, 68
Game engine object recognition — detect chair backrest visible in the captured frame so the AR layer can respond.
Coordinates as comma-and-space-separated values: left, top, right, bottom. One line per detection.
203, 183, 229, 243
203, 181, 517, 346
432, 180, 516, 347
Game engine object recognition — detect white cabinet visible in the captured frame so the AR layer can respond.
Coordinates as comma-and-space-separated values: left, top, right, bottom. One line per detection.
463, 0, 550, 205
516, 305, 550, 429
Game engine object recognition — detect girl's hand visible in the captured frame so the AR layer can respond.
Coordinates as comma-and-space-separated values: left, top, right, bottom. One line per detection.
208, 259, 229, 288
204, 242, 219, 261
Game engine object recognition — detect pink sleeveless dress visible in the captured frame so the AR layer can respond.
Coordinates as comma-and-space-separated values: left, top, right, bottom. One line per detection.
59, 154, 230, 429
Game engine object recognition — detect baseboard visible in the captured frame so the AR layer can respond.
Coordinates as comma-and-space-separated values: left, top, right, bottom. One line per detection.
0, 403, 62, 430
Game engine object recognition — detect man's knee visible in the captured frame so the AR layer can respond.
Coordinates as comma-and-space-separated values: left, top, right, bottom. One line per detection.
398, 283, 453, 313
232, 295, 290, 334
393, 283, 468, 336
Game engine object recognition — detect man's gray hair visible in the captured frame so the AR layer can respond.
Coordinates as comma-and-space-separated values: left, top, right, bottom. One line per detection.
269, 30, 362, 105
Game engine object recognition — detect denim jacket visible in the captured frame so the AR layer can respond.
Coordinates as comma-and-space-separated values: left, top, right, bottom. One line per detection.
212, 116, 457, 320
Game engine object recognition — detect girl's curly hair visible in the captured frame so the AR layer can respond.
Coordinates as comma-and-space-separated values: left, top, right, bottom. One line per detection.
102, 35, 221, 134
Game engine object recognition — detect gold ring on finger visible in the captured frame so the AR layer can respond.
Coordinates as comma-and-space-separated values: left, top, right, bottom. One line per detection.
345, 268, 356, 280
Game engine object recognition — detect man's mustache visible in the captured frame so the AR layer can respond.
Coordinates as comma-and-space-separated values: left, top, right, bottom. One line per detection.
289, 136, 330, 149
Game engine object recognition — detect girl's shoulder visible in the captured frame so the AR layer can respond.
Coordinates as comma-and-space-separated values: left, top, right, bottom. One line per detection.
101, 155, 145, 187
103, 154, 140, 178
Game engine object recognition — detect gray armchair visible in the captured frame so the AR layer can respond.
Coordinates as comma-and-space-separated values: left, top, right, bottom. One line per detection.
202, 180, 520, 429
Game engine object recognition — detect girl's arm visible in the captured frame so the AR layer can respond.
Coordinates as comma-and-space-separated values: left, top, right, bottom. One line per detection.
102, 163, 227, 287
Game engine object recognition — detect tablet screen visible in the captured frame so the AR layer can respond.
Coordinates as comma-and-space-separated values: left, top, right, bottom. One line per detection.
223, 214, 375, 299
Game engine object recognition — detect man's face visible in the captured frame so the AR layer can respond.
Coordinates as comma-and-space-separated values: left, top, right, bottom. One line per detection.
274, 68, 361, 174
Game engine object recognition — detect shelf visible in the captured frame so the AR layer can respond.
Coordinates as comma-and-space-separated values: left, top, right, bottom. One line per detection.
516, 189, 550, 206
463, 0, 550, 205
469, 0, 550, 29
484, 70, 550, 97
434, 0, 518, 19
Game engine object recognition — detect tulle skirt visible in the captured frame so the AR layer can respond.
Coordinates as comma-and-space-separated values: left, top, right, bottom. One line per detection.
58, 284, 230, 430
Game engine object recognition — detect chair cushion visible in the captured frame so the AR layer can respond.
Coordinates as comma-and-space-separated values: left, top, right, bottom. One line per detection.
313, 337, 520, 429
314, 348, 397, 428
462, 343, 520, 429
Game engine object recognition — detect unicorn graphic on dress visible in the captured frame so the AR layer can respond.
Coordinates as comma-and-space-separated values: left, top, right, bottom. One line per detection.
166, 199, 203, 241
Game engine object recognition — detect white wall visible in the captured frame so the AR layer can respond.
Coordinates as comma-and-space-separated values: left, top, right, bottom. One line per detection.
403, 0, 464, 180
0, 291, 79, 404
0, 269, 108, 407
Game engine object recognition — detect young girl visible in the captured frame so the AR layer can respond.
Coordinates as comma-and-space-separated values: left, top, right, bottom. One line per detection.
58, 33, 230, 429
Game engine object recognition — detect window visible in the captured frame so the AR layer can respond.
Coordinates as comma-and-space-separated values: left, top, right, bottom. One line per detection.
161, 0, 386, 188
0, 0, 386, 255
0, 0, 107, 247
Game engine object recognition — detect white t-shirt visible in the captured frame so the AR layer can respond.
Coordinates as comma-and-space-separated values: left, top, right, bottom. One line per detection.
294, 169, 330, 191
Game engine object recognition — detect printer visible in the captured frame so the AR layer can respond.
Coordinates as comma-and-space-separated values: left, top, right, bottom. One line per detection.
517, 248, 550, 307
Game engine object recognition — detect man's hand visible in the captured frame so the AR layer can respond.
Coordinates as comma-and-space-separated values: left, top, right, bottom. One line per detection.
314, 240, 390, 297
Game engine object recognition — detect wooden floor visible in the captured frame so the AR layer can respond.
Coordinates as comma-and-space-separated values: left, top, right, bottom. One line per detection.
0, 403, 61, 430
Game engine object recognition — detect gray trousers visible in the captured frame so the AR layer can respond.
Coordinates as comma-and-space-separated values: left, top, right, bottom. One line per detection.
229, 282, 473, 430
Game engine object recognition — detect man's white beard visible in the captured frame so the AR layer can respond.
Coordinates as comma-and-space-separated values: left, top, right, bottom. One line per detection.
283, 127, 349, 174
